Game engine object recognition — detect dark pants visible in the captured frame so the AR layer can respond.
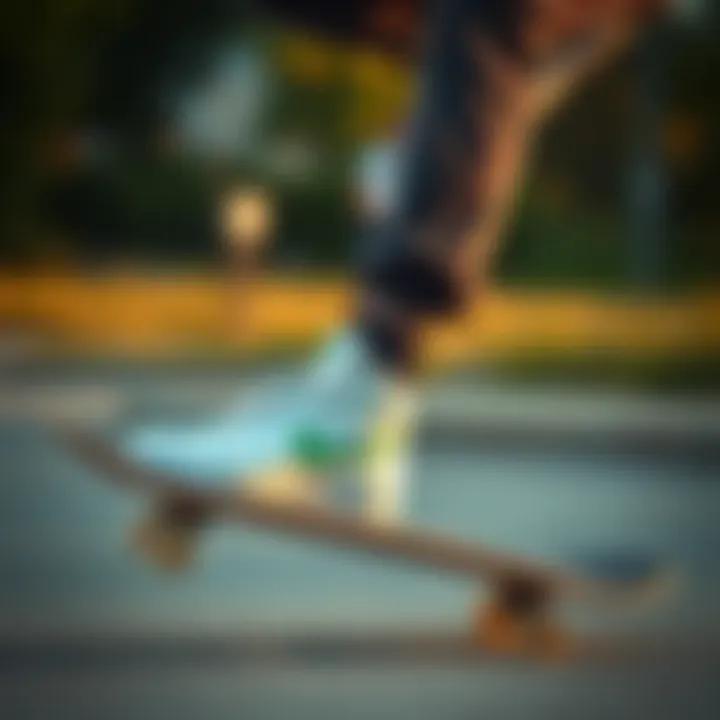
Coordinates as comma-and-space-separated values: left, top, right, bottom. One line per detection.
359, 0, 529, 370
357, 0, 651, 373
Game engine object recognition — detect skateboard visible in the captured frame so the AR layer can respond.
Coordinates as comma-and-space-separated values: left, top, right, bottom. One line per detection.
56, 426, 678, 659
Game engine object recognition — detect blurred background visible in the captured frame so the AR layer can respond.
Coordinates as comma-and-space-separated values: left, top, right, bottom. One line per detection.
1, 2, 720, 719
0, 0, 717, 387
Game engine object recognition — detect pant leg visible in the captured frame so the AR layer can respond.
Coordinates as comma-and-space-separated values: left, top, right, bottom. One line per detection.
357, 0, 652, 374
358, 0, 533, 371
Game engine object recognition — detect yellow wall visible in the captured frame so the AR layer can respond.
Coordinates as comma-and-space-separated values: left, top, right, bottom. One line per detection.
0, 273, 718, 362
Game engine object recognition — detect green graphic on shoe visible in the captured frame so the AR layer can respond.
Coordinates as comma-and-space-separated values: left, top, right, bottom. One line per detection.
291, 427, 363, 471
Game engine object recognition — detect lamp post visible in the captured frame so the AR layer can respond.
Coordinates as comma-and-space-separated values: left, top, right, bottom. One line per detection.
627, 1, 707, 291
218, 187, 275, 341
628, 22, 668, 291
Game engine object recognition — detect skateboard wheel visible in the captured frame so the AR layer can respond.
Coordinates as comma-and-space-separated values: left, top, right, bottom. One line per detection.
130, 498, 208, 572
473, 601, 572, 660
472, 576, 573, 660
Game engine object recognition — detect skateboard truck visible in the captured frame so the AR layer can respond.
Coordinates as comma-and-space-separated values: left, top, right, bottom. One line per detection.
474, 572, 569, 657
131, 495, 211, 572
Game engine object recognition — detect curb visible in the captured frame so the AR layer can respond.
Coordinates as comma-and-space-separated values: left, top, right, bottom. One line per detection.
2, 380, 719, 457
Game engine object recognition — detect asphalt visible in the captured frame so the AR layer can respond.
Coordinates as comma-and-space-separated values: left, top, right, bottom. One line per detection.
1, 369, 719, 719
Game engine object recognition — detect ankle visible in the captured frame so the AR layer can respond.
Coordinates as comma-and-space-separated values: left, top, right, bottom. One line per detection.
356, 296, 422, 378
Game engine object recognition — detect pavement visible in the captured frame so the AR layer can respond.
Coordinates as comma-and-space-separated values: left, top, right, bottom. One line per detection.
1, 365, 720, 718
2, 363, 720, 447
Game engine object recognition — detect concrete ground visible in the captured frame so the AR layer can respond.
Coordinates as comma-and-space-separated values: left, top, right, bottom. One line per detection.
1, 368, 719, 719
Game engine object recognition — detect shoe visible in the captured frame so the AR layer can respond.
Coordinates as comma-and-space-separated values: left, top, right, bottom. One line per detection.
122, 328, 419, 525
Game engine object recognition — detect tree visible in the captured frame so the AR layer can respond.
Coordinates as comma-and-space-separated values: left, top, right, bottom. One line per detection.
0, 0, 244, 261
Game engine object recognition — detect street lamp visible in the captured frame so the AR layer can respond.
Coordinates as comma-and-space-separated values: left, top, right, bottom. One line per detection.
219, 186, 275, 258
627, 0, 707, 291
218, 187, 276, 340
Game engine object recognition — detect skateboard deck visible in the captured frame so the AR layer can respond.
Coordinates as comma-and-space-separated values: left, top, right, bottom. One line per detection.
56, 426, 678, 656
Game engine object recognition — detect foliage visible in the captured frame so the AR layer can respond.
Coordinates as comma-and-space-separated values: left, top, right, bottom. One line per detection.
1, 6, 718, 290
0, 0, 243, 260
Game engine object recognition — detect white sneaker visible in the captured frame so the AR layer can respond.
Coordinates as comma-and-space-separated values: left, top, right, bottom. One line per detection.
122, 329, 419, 524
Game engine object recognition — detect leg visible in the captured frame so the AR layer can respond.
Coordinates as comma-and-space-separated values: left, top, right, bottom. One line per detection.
121, 1, 664, 546
355, 0, 663, 521
359, 0, 664, 372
